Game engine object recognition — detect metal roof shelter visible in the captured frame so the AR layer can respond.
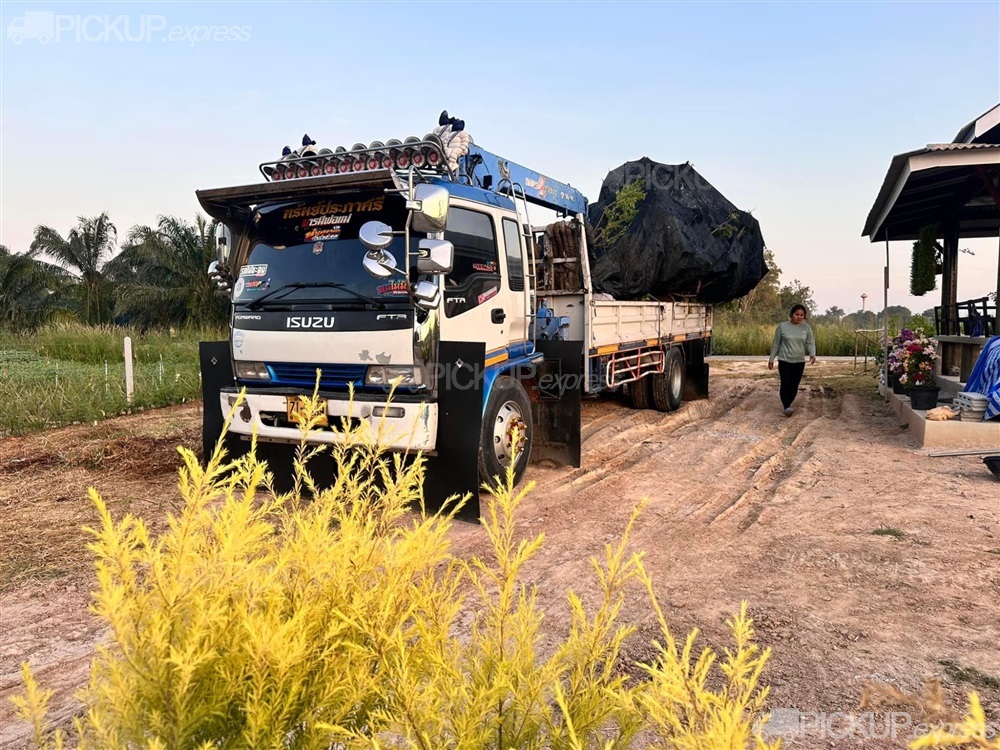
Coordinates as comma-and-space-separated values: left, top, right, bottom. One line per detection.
863, 142, 1000, 243
863, 103, 1000, 382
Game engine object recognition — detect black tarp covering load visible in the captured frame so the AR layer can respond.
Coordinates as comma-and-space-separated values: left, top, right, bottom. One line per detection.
588, 158, 767, 303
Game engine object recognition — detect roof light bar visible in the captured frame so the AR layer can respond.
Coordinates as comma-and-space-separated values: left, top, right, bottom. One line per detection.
424, 148, 442, 167
259, 135, 449, 182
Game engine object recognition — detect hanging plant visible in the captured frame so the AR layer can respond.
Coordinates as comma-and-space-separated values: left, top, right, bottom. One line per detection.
909, 225, 940, 296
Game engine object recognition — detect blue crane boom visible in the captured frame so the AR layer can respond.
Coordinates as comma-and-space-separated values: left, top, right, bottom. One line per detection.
459, 144, 588, 216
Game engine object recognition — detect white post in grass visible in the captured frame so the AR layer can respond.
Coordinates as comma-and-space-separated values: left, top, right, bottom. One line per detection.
124, 336, 134, 404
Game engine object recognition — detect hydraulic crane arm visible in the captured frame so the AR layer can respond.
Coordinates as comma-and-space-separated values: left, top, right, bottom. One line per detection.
460, 144, 588, 216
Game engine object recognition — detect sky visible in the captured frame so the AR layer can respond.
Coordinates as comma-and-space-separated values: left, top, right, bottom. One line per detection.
1, 0, 998, 315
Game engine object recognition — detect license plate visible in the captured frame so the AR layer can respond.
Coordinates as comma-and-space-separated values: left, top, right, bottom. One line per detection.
286, 396, 328, 427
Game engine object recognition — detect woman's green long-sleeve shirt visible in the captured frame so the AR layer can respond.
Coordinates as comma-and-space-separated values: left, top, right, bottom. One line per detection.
769, 321, 816, 364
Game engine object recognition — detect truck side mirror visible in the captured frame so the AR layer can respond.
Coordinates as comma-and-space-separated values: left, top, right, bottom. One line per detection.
359, 221, 400, 279
359, 220, 394, 251
215, 224, 232, 263
416, 239, 454, 274
207, 260, 231, 294
410, 184, 449, 234
362, 249, 399, 279
412, 279, 440, 311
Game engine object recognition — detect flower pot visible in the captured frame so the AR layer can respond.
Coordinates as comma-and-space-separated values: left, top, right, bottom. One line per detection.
907, 386, 940, 411
890, 374, 906, 395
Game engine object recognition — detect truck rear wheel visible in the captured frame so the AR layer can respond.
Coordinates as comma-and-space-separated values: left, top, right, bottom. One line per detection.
651, 348, 685, 412
626, 376, 653, 409
479, 376, 533, 487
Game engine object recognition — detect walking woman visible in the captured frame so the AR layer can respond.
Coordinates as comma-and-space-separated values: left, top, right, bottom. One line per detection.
768, 304, 816, 416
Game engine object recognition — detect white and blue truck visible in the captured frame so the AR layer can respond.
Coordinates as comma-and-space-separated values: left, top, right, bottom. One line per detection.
196, 127, 711, 517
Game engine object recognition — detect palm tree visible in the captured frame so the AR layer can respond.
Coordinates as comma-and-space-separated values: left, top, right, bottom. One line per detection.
0, 245, 71, 330
31, 213, 117, 324
106, 214, 226, 328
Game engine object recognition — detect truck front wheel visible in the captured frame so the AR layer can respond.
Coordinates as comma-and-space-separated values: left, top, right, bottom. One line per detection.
651, 347, 685, 412
479, 376, 533, 487
203, 412, 249, 467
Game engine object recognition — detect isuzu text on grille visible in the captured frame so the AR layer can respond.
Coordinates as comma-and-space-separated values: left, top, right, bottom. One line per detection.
286, 316, 335, 329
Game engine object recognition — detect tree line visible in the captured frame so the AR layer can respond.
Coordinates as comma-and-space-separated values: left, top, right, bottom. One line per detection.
4, 216, 934, 333
716, 248, 933, 330
0, 212, 227, 331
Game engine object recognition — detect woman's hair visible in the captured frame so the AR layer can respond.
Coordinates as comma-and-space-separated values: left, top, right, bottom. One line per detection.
789, 304, 808, 318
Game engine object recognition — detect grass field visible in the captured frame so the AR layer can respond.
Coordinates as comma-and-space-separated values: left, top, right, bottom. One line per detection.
0, 325, 223, 436
0, 320, 880, 437
711, 321, 881, 357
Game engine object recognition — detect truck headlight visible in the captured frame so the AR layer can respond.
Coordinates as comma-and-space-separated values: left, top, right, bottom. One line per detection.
365, 366, 419, 386
234, 361, 271, 380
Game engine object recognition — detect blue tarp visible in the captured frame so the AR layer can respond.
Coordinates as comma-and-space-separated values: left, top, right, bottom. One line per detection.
965, 336, 1000, 421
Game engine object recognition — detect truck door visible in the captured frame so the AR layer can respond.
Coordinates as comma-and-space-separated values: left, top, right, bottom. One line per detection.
441, 205, 507, 361
500, 216, 529, 349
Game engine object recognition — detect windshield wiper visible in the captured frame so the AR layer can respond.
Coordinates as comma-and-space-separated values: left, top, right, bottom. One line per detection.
245, 282, 386, 311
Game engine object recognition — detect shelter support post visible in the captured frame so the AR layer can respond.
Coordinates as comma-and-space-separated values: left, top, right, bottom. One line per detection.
883, 237, 889, 398
940, 223, 961, 375
973, 167, 1000, 326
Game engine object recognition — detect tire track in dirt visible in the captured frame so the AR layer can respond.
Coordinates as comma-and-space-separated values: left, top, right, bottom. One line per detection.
703, 385, 844, 530
565, 385, 739, 491
554, 378, 841, 536
703, 384, 867, 533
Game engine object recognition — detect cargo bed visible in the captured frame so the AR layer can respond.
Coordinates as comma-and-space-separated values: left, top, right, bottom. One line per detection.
533, 219, 710, 400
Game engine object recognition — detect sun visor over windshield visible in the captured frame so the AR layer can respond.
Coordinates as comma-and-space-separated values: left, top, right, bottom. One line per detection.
196, 170, 402, 224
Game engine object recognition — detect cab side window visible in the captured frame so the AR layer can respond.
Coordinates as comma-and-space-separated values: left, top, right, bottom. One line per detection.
501, 218, 525, 291
444, 207, 499, 287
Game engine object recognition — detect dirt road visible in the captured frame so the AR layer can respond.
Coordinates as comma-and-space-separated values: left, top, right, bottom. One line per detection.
2, 360, 998, 748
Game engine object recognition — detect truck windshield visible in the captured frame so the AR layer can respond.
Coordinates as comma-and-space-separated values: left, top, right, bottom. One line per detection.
234, 190, 413, 309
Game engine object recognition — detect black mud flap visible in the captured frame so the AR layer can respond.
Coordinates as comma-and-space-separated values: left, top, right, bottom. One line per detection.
684, 339, 710, 401
199, 341, 234, 464
423, 342, 485, 523
531, 340, 583, 469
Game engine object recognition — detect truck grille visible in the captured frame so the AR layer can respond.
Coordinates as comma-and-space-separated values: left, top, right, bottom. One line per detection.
267, 362, 367, 389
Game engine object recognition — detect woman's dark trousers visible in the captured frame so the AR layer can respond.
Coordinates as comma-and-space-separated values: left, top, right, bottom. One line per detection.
778, 361, 805, 409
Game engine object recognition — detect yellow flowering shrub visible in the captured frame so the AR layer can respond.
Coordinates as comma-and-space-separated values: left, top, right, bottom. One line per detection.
909, 694, 999, 749
13, 391, 780, 749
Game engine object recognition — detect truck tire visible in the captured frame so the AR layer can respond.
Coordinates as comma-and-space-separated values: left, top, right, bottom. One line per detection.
626, 376, 653, 409
203, 415, 248, 467
258, 443, 296, 494
479, 376, 533, 487
222, 433, 249, 463
651, 348, 685, 412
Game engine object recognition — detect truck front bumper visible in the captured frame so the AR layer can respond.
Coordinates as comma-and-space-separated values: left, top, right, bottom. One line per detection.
219, 389, 437, 452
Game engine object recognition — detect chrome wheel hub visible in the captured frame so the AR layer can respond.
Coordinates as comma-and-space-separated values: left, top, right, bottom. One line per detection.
492, 400, 527, 467
670, 360, 682, 397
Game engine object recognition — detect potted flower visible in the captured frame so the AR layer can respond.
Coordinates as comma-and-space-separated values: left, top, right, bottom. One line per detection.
887, 328, 917, 394
899, 335, 940, 410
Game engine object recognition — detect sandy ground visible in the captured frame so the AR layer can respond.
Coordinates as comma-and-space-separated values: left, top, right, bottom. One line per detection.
1, 360, 998, 748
